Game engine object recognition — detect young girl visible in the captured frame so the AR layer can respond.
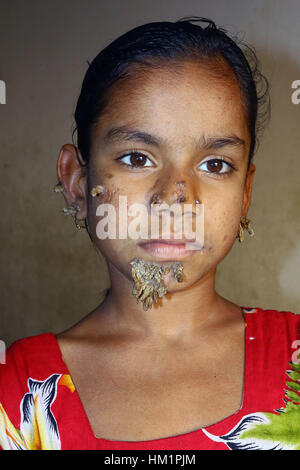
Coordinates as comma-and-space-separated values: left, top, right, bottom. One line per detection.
0, 17, 299, 451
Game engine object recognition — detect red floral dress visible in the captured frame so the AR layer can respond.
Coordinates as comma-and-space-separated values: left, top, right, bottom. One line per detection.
0, 307, 299, 450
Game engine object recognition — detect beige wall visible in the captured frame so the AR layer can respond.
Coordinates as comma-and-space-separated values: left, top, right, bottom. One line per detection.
0, 0, 299, 346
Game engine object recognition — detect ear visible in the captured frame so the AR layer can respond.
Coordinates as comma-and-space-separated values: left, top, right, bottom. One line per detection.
242, 162, 256, 216
57, 144, 88, 220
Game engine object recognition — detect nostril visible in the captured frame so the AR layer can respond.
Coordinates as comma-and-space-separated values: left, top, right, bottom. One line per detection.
150, 193, 163, 205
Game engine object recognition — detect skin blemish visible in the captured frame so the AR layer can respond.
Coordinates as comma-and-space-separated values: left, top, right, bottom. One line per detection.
129, 258, 184, 311
150, 192, 164, 205
173, 181, 186, 203
90, 185, 105, 197
99, 186, 118, 204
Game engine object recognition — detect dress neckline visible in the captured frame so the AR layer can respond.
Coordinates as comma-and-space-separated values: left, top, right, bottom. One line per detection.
52, 306, 254, 444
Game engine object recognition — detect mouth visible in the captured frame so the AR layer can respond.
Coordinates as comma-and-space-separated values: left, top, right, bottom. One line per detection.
138, 239, 204, 259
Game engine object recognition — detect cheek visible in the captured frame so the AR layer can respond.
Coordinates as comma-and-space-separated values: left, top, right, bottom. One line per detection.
217, 210, 240, 244
87, 182, 119, 237
204, 191, 244, 246
88, 183, 147, 245
100, 185, 118, 204
88, 183, 136, 271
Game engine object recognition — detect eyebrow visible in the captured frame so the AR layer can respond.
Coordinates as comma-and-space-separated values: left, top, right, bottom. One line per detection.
103, 126, 160, 147
103, 126, 246, 150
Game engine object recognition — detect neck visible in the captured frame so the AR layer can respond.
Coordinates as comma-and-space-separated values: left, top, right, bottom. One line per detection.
99, 262, 238, 345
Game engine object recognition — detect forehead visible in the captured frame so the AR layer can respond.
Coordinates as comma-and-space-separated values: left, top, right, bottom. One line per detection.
94, 59, 250, 147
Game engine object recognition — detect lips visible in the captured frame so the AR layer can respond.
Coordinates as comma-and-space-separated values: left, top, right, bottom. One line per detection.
138, 238, 203, 259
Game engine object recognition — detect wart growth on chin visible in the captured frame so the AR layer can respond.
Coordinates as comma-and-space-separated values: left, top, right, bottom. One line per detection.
129, 258, 184, 311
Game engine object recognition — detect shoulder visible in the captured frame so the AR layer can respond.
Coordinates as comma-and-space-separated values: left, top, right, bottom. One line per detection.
0, 334, 75, 450
0, 333, 66, 412
1, 333, 60, 375
243, 306, 300, 355
5, 332, 57, 353
243, 306, 300, 327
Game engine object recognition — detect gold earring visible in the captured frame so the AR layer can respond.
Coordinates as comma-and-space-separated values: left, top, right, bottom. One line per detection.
237, 216, 254, 243
90, 185, 105, 197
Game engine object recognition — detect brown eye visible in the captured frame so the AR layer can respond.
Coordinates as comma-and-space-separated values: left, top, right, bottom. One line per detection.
198, 158, 235, 176
207, 160, 223, 173
130, 152, 147, 167
117, 152, 154, 168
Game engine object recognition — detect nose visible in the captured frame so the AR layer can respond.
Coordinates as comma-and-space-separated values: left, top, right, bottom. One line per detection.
146, 172, 203, 243
148, 176, 200, 210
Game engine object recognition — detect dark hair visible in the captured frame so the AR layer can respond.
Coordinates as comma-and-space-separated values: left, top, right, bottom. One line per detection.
73, 17, 270, 171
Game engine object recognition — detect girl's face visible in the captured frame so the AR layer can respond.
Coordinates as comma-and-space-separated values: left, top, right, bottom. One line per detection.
86, 59, 255, 291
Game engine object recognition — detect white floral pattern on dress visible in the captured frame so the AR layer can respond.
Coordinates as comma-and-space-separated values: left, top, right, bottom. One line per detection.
0, 373, 74, 450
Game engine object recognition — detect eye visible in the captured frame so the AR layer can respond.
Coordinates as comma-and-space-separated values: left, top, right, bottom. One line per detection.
198, 158, 236, 176
116, 151, 155, 169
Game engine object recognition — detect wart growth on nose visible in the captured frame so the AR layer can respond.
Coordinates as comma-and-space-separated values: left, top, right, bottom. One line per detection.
129, 258, 183, 311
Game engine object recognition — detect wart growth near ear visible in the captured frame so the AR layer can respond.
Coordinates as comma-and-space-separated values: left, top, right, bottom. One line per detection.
129, 258, 184, 311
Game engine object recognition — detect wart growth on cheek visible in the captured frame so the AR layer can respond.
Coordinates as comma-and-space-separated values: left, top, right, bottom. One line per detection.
129, 258, 184, 311
90, 185, 105, 197
90, 184, 117, 204
172, 261, 184, 282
